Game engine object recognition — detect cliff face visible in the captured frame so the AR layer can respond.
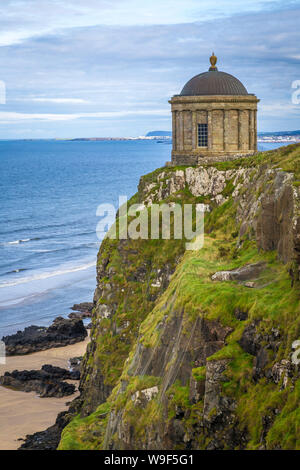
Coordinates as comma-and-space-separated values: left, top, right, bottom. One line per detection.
59, 144, 300, 450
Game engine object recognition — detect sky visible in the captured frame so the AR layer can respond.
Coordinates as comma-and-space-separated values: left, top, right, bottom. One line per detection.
0, 0, 299, 138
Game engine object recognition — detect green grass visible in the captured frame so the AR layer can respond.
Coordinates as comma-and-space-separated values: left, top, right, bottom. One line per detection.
58, 402, 111, 450
192, 366, 206, 382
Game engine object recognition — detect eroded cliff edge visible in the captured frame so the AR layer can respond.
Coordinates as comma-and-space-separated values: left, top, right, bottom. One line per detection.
59, 144, 300, 450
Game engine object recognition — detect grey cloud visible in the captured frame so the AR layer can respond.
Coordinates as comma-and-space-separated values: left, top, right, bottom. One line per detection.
0, 3, 299, 136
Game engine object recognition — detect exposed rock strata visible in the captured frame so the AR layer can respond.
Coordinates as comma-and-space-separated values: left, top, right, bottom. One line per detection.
104, 316, 233, 449
79, 236, 183, 416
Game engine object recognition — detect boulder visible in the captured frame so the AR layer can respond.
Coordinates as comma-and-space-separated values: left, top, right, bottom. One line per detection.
211, 262, 266, 282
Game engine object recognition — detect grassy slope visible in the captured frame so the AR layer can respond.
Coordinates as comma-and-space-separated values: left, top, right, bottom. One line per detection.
59, 144, 300, 450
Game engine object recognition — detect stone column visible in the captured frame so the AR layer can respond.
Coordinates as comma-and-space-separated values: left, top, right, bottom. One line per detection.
176, 111, 182, 151
179, 111, 184, 150
192, 111, 197, 150
172, 110, 177, 151
221, 110, 225, 151
238, 109, 242, 150
207, 110, 212, 150
249, 109, 254, 150
223, 109, 229, 152
254, 110, 257, 150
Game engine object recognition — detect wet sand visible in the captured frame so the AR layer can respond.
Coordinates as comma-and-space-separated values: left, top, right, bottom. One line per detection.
0, 336, 89, 450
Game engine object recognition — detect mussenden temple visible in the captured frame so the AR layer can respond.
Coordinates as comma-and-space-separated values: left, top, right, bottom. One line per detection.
168, 53, 259, 166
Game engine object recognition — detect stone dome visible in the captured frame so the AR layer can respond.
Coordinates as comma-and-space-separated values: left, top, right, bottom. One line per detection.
180, 54, 248, 96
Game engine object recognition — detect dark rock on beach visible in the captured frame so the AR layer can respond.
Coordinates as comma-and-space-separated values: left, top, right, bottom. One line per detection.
70, 302, 93, 313
68, 302, 93, 320
68, 311, 91, 320
41, 364, 80, 380
2, 316, 87, 356
0, 368, 76, 397
0, 361, 81, 397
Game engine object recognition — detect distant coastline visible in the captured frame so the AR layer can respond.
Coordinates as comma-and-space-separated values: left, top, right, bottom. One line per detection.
258, 129, 300, 144
68, 129, 300, 144
1, 129, 299, 143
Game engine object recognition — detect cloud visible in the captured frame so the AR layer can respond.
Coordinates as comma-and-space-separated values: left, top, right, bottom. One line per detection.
0, 0, 299, 136
259, 103, 300, 116
0, 0, 292, 46
0, 109, 170, 123
24, 98, 90, 104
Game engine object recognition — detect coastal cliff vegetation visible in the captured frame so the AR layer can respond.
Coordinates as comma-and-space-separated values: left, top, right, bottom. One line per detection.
59, 144, 300, 450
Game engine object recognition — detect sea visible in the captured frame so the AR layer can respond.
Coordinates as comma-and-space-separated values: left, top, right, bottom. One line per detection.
0, 140, 286, 337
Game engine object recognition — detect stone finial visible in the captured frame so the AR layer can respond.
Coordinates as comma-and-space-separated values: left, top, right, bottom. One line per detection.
209, 52, 218, 70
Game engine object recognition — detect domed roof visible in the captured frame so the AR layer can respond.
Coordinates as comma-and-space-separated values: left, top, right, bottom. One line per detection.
180, 54, 248, 96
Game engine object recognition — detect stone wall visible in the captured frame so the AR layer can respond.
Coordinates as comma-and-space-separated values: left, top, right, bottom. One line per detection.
169, 151, 256, 167
169, 94, 259, 165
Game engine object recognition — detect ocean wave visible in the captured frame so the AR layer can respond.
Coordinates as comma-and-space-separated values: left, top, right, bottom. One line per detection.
0, 242, 99, 274
25, 241, 99, 256
38, 242, 99, 254
0, 219, 88, 237
3, 237, 40, 245
1, 230, 96, 246
0, 268, 28, 277
0, 261, 96, 288
2, 239, 97, 252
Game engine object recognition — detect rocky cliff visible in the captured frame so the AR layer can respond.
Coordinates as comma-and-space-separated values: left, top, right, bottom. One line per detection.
59, 144, 300, 450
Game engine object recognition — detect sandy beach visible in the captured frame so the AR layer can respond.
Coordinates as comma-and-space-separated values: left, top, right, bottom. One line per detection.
0, 336, 89, 450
